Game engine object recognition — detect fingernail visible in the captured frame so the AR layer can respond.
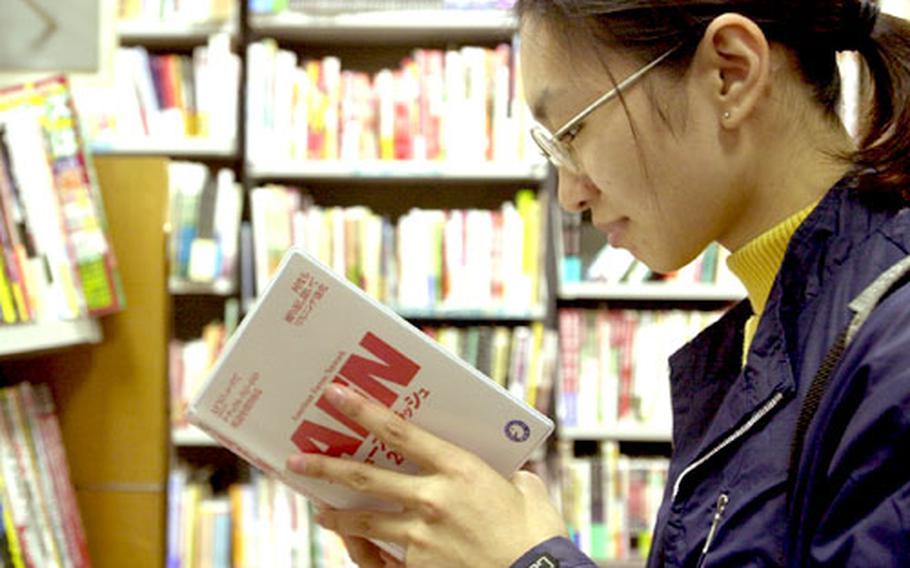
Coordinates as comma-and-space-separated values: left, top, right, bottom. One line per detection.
287, 454, 310, 473
325, 384, 350, 407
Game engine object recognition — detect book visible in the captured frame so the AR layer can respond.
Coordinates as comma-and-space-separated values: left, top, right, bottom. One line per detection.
187, 247, 554, 558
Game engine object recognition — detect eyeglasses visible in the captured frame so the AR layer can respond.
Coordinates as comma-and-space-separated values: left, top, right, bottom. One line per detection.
530, 46, 680, 174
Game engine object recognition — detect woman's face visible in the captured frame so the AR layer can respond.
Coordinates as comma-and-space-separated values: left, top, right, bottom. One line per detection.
520, 19, 745, 273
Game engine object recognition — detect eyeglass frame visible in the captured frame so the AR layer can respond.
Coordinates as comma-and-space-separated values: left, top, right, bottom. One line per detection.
530, 45, 681, 173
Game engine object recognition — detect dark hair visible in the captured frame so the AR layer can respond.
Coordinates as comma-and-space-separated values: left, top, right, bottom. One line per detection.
516, 1, 910, 202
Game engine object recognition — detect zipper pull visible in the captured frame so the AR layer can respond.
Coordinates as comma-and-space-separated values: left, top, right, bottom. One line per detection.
698, 493, 729, 566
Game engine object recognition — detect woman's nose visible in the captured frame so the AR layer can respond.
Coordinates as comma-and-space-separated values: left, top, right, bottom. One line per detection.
557, 168, 598, 213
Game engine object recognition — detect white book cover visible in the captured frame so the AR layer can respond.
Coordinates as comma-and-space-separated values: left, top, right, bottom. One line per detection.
187, 247, 554, 554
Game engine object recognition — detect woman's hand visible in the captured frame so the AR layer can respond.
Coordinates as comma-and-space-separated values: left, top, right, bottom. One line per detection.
286, 384, 567, 567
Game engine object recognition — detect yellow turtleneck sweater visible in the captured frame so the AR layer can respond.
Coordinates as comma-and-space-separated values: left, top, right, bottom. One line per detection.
726, 201, 819, 357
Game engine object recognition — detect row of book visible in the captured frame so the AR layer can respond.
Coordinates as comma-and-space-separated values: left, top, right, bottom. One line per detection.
559, 442, 668, 562
248, 185, 547, 313
80, 36, 240, 146
170, 316, 554, 427
167, 466, 352, 568
260, 1, 516, 14
0, 381, 91, 567
118, 0, 235, 23
246, 40, 538, 165
558, 309, 723, 433
0, 77, 124, 325
421, 323, 556, 415
168, 162, 242, 293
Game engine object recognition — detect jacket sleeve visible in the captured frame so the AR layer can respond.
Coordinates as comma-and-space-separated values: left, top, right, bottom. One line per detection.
509, 537, 599, 568
806, 290, 910, 566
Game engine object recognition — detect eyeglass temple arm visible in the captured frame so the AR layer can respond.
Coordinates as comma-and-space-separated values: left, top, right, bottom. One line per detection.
554, 45, 681, 139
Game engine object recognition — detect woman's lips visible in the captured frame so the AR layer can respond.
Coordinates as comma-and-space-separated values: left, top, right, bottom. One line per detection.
594, 217, 630, 247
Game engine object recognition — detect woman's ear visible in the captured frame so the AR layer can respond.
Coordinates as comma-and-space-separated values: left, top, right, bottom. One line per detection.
691, 13, 771, 129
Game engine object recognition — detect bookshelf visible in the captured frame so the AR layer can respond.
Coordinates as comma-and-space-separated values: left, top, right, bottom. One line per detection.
172, 425, 215, 447
558, 281, 745, 302
247, 159, 548, 182
90, 137, 237, 159
168, 279, 237, 296
560, 426, 672, 444
97, 1, 724, 566
0, 320, 102, 359
248, 9, 517, 43
117, 19, 239, 45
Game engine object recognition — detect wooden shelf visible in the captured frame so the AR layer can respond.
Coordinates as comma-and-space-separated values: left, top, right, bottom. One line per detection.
559, 282, 745, 302
117, 19, 237, 45
0, 319, 102, 359
91, 138, 237, 158
247, 159, 548, 182
560, 425, 672, 444
249, 9, 517, 44
172, 425, 217, 447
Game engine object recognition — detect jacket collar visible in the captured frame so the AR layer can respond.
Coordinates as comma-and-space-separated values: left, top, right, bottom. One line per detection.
667, 174, 878, 471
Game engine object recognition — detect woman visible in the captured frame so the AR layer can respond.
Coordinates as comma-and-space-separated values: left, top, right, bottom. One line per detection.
287, 1, 910, 565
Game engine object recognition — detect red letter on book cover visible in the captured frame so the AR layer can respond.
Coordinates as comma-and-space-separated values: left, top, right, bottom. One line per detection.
338, 332, 421, 407
291, 420, 364, 458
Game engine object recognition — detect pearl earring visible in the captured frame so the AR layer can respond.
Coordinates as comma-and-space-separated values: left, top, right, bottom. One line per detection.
723, 111, 732, 120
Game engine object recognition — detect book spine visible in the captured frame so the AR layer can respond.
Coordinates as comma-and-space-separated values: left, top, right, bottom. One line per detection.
16, 385, 74, 568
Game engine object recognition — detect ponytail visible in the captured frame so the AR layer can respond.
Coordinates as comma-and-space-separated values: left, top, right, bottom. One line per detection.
855, 11, 910, 201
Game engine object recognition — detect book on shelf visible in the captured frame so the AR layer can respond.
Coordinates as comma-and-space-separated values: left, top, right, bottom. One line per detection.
0, 77, 124, 326
245, 38, 539, 168
77, 34, 240, 149
168, 464, 348, 568
249, 185, 547, 314
557, 308, 724, 435
167, 162, 242, 293
186, 247, 553, 559
119, 0, 235, 23
0, 381, 91, 568
559, 441, 667, 562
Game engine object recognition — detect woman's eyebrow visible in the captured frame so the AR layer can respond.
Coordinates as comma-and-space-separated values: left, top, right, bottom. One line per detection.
530, 87, 561, 125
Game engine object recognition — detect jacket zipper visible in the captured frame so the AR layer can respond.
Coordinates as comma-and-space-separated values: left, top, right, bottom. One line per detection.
671, 391, 785, 501
697, 493, 729, 568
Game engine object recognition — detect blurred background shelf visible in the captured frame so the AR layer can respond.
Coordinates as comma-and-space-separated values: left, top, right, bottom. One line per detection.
560, 425, 672, 444
247, 159, 548, 182
91, 138, 237, 158
172, 425, 217, 447
169, 278, 236, 296
559, 282, 746, 302
394, 305, 547, 322
117, 19, 238, 45
0, 319, 102, 359
249, 9, 517, 44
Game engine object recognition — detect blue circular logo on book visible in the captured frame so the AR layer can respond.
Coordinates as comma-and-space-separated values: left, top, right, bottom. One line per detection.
504, 420, 531, 443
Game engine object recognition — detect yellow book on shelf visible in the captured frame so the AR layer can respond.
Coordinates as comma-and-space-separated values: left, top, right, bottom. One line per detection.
0, 256, 16, 323
516, 189, 541, 305
229, 485, 245, 568
181, 484, 202, 568
0, 469, 25, 568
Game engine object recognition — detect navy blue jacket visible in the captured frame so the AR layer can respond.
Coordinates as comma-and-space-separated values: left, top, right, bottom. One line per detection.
512, 176, 910, 567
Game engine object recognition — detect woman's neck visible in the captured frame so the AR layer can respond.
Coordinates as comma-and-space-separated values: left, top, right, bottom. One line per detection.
720, 113, 854, 253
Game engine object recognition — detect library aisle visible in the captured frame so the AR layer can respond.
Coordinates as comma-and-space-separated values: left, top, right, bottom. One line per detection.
10, 1, 906, 567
